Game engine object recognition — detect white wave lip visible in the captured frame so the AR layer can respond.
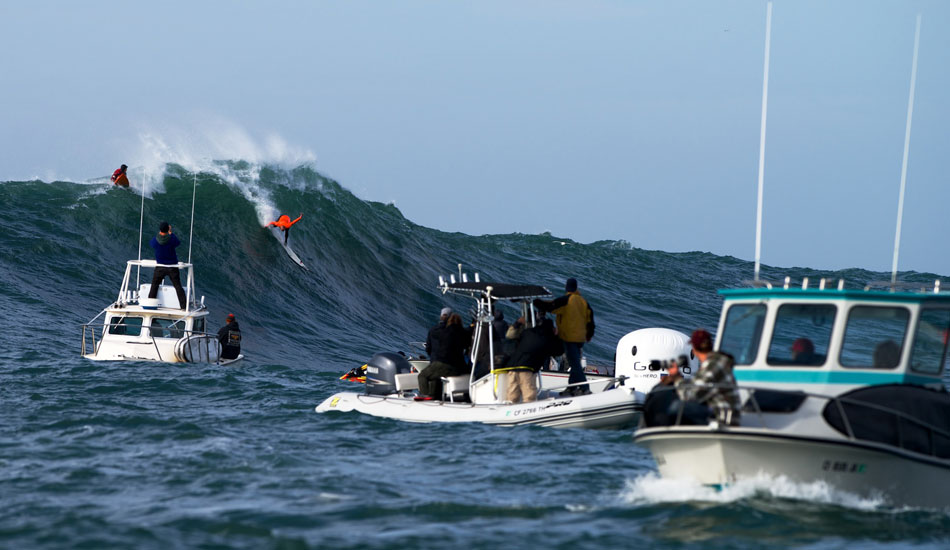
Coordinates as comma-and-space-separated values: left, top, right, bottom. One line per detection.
127, 117, 319, 225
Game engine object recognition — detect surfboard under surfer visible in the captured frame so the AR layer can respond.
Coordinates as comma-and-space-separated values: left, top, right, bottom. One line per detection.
111, 164, 130, 187
267, 213, 302, 245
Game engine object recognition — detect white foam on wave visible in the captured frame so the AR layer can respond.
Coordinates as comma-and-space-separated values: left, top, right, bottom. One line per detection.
126, 116, 318, 225
621, 472, 886, 511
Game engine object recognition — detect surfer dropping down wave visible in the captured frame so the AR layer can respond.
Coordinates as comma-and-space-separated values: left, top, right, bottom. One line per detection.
267, 213, 302, 245
111, 164, 129, 187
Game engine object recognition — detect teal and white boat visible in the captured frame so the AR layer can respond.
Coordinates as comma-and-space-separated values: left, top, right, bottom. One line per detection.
634, 278, 950, 508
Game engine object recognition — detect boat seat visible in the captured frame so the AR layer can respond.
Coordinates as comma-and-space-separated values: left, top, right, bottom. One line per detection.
441, 375, 470, 402
394, 373, 419, 392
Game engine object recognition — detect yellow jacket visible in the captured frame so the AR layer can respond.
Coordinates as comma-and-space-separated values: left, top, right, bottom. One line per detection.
536, 291, 594, 344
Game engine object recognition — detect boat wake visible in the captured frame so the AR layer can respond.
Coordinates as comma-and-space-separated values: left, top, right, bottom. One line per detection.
620, 472, 888, 511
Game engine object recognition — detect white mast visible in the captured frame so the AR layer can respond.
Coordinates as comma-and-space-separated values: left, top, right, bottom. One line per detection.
188, 171, 197, 264
891, 14, 922, 284
136, 172, 146, 287
754, 1, 773, 282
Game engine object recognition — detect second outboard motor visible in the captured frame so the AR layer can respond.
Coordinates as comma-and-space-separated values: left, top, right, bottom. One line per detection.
365, 352, 413, 395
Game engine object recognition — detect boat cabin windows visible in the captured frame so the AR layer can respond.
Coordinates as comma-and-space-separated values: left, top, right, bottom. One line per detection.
766, 304, 835, 366
194, 317, 205, 333
719, 304, 767, 365
839, 306, 909, 369
909, 308, 950, 375
108, 316, 143, 336
149, 318, 186, 339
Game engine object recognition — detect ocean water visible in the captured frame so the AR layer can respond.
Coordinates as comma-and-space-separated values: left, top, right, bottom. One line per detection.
2, 162, 949, 549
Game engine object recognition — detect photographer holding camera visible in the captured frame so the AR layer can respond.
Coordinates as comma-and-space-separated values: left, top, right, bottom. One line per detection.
666, 329, 741, 426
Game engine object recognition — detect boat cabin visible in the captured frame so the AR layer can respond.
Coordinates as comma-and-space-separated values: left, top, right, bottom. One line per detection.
714, 278, 950, 395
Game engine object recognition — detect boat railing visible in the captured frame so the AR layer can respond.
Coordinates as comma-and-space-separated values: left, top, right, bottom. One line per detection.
650, 383, 950, 459
81, 309, 108, 356
742, 276, 946, 293
115, 260, 201, 312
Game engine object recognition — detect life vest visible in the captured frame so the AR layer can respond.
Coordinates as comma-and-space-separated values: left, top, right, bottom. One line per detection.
112, 169, 129, 187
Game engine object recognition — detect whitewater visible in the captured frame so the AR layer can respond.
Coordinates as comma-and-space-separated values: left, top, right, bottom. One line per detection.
2, 161, 949, 549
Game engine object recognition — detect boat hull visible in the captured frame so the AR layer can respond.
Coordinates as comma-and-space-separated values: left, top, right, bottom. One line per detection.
635, 426, 950, 508
317, 388, 641, 430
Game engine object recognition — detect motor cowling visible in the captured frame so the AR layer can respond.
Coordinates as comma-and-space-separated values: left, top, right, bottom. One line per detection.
365, 352, 413, 395
615, 328, 697, 393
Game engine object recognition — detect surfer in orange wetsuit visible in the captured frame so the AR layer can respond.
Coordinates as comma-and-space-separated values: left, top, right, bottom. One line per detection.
111, 164, 130, 187
267, 213, 302, 245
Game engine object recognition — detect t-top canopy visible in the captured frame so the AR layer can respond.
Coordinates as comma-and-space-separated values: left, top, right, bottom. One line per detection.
442, 281, 551, 300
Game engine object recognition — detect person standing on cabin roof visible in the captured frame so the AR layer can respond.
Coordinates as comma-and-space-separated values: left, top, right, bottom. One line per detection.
217, 313, 242, 360
534, 277, 595, 396
111, 164, 129, 187
148, 221, 187, 310
267, 213, 303, 245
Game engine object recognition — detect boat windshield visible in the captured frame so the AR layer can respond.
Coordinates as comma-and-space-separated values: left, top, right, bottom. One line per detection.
108, 316, 143, 336
719, 303, 767, 365
149, 318, 186, 339
840, 306, 909, 369
910, 308, 950, 375
766, 304, 836, 367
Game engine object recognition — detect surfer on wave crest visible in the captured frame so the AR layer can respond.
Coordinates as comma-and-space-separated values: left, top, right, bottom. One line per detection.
111, 164, 129, 187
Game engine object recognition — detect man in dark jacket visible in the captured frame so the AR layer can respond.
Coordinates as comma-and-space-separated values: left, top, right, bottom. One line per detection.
534, 277, 594, 395
148, 221, 187, 309
504, 316, 562, 403
417, 312, 470, 400
424, 307, 451, 357
491, 308, 508, 343
217, 313, 242, 360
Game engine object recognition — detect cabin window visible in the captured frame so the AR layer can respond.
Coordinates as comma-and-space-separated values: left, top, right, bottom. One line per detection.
766, 303, 836, 366
909, 309, 950, 375
839, 306, 909, 369
194, 317, 205, 333
149, 318, 186, 339
107, 316, 143, 336
718, 303, 767, 365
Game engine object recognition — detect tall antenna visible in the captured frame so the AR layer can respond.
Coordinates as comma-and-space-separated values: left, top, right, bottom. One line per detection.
753, 1, 773, 282
188, 171, 197, 264
891, 14, 921, 284
136, 172, 146, 287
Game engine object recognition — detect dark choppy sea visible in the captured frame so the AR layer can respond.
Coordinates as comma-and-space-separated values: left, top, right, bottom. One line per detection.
2, 163, 949, 549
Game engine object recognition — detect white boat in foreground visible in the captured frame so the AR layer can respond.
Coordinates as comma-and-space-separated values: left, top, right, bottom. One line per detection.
317, 276, 695, 429
634, 278, 950, 508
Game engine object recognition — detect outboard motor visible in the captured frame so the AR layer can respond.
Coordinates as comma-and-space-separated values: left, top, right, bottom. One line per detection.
615, 328, 698, 393
365, 352, 414, 395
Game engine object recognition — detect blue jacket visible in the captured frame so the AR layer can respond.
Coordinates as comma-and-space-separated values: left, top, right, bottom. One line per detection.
150, 233, 181, 265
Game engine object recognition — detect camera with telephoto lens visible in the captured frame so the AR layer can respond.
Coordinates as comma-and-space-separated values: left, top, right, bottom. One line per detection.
648, 354, 689, 372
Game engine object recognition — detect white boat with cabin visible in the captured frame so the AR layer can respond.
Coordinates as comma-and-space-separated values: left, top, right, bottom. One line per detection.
317, 275, 696, 429
81, 259, 241, 364
634, 278, 950, 508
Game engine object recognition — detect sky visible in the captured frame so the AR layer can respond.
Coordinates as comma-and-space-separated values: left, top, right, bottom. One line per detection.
2, 0, 949, 276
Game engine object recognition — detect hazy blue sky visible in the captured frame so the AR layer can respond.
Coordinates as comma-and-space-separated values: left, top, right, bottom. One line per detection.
2, 1, 948, 276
